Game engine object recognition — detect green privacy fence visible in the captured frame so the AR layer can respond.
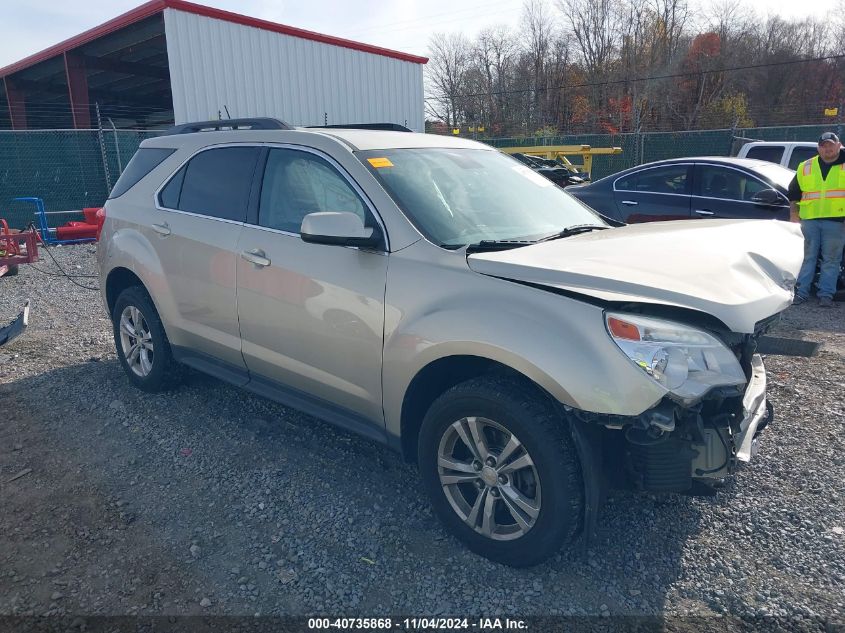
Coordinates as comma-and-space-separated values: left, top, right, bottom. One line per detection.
0, 129, 159, 228
1, 123, 839, 228
484, 124, 841, 180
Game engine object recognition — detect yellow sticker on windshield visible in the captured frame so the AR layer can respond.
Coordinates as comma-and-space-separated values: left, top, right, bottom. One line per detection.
367, 157, 394, 168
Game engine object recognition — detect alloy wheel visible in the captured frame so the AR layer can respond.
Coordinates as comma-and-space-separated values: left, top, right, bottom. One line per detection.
437, 416, 541, 541
119, 305, 154, 377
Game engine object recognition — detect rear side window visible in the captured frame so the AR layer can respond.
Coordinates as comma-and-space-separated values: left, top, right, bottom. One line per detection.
789, 147, 818, 170
109, 148, 175, 199
158, 166, 185, 209
615, 165, 689, 194
176, 147, 260, 221
744, 146, 784, 164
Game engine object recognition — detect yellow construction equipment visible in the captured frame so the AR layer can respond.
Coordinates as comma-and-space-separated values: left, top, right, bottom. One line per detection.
499, 144, 623, 179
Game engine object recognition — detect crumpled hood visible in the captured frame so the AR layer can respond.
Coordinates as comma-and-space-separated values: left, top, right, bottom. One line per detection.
467, 219, 803, 333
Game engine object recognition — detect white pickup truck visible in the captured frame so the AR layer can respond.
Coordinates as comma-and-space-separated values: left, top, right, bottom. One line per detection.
737, 141, 818, 171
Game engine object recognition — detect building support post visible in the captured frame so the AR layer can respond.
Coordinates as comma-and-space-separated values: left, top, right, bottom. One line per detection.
4, 77, 28, 130
64, 51, 91, 129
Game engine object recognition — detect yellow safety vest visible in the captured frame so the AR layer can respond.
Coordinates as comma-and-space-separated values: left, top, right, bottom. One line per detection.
796, 156, 845, 220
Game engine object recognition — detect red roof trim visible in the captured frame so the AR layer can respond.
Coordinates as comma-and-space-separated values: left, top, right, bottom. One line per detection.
0, 1, 167, 78
0, 0, 427, 79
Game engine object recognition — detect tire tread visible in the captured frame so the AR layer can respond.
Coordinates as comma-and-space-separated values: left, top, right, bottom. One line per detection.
112, 285, 182, 392
419, 375, 584, 567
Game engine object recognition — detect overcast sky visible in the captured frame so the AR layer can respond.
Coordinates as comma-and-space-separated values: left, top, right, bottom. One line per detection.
0, 0, 840, 69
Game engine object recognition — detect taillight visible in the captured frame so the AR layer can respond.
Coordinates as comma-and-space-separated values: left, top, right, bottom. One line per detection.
95, 207, 106, 241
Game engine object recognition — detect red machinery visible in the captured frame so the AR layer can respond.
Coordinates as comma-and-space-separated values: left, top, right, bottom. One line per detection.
0, 219, 40, 278
55, 207, 103, 241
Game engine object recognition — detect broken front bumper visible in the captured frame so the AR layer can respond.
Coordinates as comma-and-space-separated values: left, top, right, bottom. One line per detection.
689, 353, 770, 482
734, 353, 770, 462
625, 353, 772, 492
0, 300, 30, 347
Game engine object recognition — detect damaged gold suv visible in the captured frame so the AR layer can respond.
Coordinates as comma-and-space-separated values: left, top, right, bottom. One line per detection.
98, 118, 803, 566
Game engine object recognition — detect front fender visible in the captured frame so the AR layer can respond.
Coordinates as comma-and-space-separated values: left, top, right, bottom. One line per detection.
381, 250, 666, 437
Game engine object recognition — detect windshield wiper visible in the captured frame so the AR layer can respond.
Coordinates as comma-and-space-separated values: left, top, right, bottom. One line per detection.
465, 225, 609, 253
535, 224, 609, 242
465, 239, 538, 253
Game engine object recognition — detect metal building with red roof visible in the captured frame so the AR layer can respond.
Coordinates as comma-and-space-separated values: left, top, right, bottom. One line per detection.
0, 0, 428, 130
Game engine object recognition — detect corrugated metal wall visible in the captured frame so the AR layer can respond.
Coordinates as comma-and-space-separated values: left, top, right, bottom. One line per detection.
163, 9, 425, 131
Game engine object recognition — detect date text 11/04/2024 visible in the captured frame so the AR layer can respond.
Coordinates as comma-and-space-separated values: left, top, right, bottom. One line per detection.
307, 618, 529, 630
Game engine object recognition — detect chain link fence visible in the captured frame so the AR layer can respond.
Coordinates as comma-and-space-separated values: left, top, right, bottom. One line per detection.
0, 129, 159, 228
1, 123, 840, 228
485, 124, 840, 180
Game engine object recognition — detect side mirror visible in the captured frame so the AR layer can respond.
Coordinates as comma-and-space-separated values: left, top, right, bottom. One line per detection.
750, 188, 786, 207
300, 212, 380, 248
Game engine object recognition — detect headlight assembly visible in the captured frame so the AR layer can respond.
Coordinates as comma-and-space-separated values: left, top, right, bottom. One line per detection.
605, 312, 746, 404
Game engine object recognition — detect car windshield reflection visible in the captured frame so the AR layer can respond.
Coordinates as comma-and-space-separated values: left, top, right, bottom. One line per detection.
358, 148, 606, 247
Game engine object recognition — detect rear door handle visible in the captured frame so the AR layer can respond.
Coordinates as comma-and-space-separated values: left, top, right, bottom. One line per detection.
621, 200, 638, 206
151, 222, 171, 236
241, 248, 271, 268
694, 209, 715, 216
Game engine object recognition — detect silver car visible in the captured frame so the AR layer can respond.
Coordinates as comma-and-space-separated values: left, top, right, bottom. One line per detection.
98, 118, 803, 567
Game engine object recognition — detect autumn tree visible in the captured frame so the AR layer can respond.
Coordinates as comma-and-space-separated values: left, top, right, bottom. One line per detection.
424, 0, 842, 135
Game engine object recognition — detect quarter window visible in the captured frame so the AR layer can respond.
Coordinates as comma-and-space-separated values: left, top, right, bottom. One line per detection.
109, 148, 175, 199
158, 166, 185, 209
259, 149, 368, 234
615, 166, 689, 194
175, 147, 260, 221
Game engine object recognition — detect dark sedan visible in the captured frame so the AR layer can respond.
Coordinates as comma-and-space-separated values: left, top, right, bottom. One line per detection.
568, 157, 793, 224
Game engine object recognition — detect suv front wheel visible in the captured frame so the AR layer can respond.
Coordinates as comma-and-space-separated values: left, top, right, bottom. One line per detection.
112, 286, 181, 392
418, 376, 584, 567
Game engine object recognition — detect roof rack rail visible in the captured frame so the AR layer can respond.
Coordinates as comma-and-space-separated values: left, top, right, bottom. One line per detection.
309, 123, 413, 132
163, 118, 292, 135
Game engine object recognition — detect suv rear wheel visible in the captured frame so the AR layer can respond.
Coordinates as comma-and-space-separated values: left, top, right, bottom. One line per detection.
112, 286, 181, 392
418, 376, 583, 567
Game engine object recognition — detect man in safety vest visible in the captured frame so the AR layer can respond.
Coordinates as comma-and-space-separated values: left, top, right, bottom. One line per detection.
788, 132, 845, 307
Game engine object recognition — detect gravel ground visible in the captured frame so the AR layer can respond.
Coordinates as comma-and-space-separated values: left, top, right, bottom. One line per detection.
0, 244, 843, 628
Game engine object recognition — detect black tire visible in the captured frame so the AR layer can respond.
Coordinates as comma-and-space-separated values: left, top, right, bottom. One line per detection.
5, 264, 19, 276
418, 376, 584, 567
112, 285, 181, 392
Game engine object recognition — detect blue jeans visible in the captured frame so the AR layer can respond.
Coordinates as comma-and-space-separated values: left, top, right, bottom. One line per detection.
796, 219, 845, 299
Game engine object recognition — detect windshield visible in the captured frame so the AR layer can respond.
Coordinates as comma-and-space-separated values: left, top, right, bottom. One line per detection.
357, 148, 606, 247
749, 162, 795, 190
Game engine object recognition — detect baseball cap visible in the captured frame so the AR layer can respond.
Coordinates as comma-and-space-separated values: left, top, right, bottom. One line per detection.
818, 132, 839, 145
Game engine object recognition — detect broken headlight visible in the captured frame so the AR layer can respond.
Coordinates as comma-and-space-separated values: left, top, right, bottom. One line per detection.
605, 312, 746, 404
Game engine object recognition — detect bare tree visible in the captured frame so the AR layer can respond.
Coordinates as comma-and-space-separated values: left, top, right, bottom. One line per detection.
475, 25, 518, 131
426, 32, 473, 127
555, 0, 618, 79
649, 0, 690, 66
555, 0, 622, 130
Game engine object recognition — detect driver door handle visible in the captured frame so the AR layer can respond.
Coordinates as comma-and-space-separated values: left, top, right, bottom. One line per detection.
621, 200, 638, 206
694, 209, 715, 216
241, 248, 271, 268
151, 222, 171, 236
